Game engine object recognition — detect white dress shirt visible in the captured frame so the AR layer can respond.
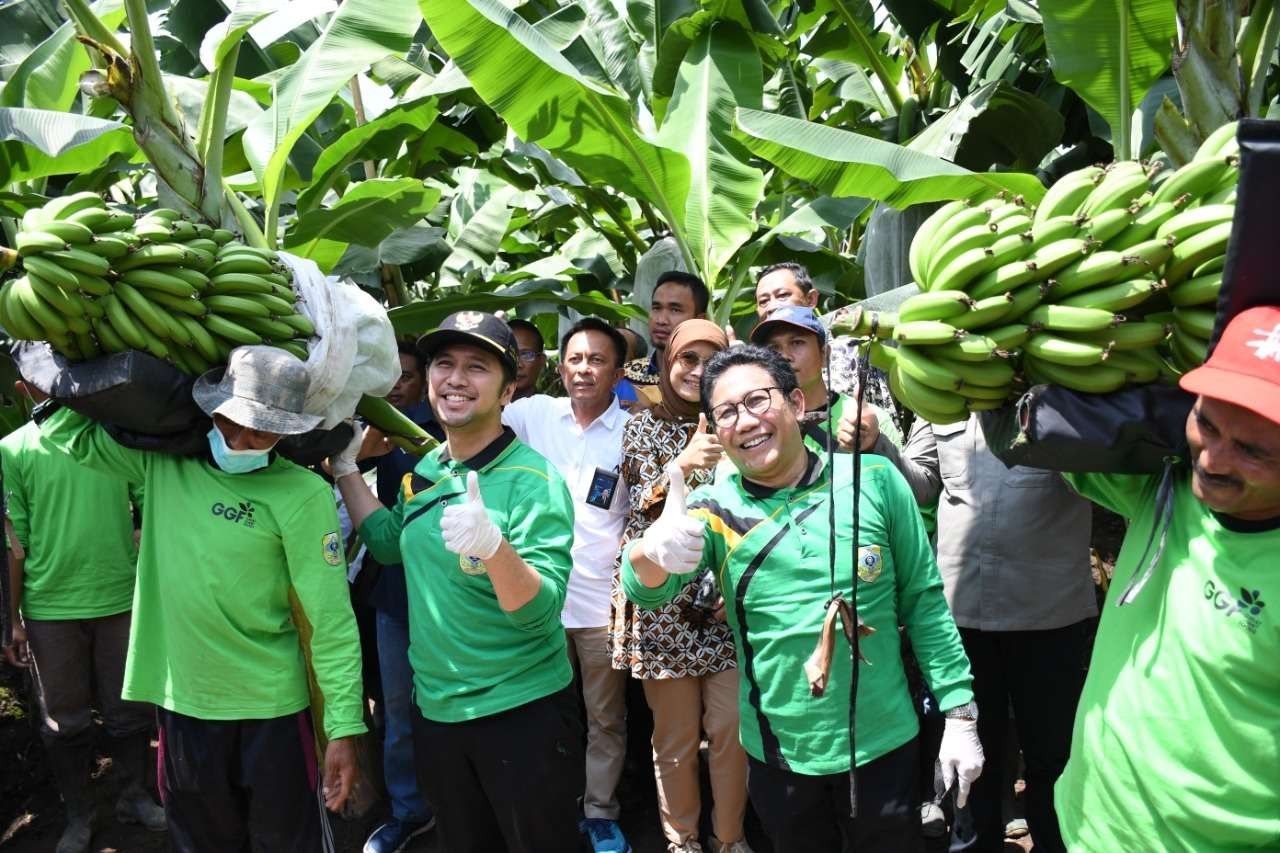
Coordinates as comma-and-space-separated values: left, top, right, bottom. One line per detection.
502, 394, 630, 628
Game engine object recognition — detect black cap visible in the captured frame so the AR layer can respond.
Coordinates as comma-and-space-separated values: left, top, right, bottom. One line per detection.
416, 311, 519, 374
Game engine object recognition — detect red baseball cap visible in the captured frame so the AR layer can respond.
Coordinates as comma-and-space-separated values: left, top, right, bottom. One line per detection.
1179, 305, 1280, 425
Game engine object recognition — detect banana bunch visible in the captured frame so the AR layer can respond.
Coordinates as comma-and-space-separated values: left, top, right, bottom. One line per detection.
860, 121, 1242, 419
0, 195, 316, 376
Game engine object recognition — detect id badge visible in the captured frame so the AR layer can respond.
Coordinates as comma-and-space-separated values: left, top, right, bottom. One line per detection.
586, 466, 621, 510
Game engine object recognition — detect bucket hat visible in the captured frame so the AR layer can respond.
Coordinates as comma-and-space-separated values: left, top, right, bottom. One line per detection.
192, 345, 323, 435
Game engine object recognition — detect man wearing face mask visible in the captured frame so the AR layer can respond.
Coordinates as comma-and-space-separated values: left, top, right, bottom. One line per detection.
36, 346, 365, 853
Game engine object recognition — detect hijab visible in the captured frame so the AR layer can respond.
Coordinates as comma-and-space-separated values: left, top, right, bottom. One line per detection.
652, 319, 728, 422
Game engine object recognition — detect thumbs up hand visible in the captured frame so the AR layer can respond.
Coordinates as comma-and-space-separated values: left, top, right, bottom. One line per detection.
675, 413, 724, 477
441, 471, 502, 560
640, 463, 706, 575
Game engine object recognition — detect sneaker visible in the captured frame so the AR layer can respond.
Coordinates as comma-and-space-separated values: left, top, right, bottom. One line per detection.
920, 801, 946, 838
580, 818, 631, 853
115, 786, 166, 832
708, 838, 755, 853
363, 817, 436, 853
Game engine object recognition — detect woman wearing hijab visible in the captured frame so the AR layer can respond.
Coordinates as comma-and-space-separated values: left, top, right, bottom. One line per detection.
609, 320, 752, 853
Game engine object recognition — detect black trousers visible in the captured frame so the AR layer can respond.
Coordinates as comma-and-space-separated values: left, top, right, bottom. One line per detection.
948, 620, 1092, 853
157, 707, 330, 853
748, 736, 925, 853
411, 686, 585, 853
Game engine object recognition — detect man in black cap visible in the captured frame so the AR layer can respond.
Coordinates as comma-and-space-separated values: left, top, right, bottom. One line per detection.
333, 310, 584, 853
36, 345, 366, 853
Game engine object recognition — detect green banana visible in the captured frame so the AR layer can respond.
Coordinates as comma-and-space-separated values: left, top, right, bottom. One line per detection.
893, 320, 964, 346
274, 341, 310, 361
91, 317, 129, 354
63, 208, 113, 231
1074, 320, 1170, 351
1080, 206, 1132, 244
100, 293, 148, 350
1025, 304, 1121, 333
1173, 306, 1216, 340
235, 315, 296, 340
967, 258, 1040, 300
1079, 161, 1149, 217
1192, 254, 1227, 278
1196, 122, 1239, 160
1164, 220, 1233, 284
921, 205, 993, 283
952, 293, 1015, 331
1033, 166, 1102, 224
120, 269, 199, 298
26, 272, 88, 319
20, 255, 80, 292
254, 293, 296, 316
956, 381, 1012, 403
202, 313, 262, 345
1047, 250, 1131, 298
1116, 237, 1176, 276
932, 334, 1004, 362
1170, 322, 1209, 367
1023, 356, 1128, 393
1058, 278, 1162, 312
923, 223, 999, 287
203, 294, 271, 319
910, 203, 966, 283
90, 211, 135, 234
83, 235, 131, 260
1151, 157, 1235, 206
985, 323, 1032, 350
1005, 282, 1049, 319
1024, 238, 1095, 284
278, 312, 316, 337
0, 283, 46, 339
1106, 200, 1179, 249
895, 344, 965, 391
113, 281, 178, 341
210, 255, 275, 276
211, 228, 236, 245
167, 268, 211, 291
896, 363, 970, 416
42, 247, 111, 277
134, 221, 174, 242
896, 289, 972, 322
15, 231, 69, 256
114, 243, 195, 271
174, 314, 221, 362
1103, 348, 1162, 383
1024, 332, 1112, 366
931, 232, 1032, 293
1027, 214, 1083, 247
207, 273, 273, 296
1155, 203, 1234, 243
12, 277, 70, 336
1168, 273, 1222, 307
44, 192, 104, 221
74, 331, 101, 359
70, 271, 112, 297
145, 290, 207, 317
943, 355, 1015, 388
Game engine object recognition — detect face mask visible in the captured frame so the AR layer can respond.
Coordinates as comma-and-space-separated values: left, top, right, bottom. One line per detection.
207, 426, 273, 474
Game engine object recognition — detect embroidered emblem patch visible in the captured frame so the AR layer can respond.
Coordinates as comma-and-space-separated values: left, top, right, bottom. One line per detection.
459, 554, 487, 576
455, 311, 485, 331
857, 545, 883, 583
322, 532, 343, 567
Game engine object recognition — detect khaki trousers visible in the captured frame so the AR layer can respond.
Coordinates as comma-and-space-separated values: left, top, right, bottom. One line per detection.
642, 667, 748, 847
566, 626, 627, 820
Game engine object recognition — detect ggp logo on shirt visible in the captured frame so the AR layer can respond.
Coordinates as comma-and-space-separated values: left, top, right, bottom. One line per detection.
1204, 580, 1266, 634
211, 500, 255, 528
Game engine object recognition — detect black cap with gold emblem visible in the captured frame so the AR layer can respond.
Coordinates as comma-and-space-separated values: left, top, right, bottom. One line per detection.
416, 311, 520, 374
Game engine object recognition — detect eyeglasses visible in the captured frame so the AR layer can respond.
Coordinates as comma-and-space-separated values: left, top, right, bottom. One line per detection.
517, 349, 542, 363
674, 350, 708, 370
709, 386, 783, 428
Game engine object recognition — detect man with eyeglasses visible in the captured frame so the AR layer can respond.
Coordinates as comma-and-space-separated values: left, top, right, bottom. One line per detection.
622, 345, 982, 852
508, 319, 548, 400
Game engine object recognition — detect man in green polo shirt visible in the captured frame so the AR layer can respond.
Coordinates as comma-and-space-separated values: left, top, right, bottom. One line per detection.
1053, 305, 1280, 850
37, 346, 364, 853
623, 345, 982, 852
333, 310, 583, 853
2, 372, 163, 853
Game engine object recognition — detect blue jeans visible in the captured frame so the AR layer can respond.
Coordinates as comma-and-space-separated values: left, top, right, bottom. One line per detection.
376, 609, 432, 824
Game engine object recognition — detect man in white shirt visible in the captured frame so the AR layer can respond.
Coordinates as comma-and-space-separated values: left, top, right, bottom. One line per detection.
501, 317, 633, 853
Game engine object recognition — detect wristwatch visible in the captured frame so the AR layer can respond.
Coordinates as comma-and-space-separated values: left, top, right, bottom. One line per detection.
943, 701, 979, 722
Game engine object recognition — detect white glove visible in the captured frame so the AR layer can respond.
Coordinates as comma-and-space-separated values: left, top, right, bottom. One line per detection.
329, 421, 364, 478
937, 716, 985, 808
441, 471, 502, 560
639, 464, 705, 574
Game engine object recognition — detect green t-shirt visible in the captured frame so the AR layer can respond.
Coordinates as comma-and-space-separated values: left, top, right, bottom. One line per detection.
623, 451, 973, 775
1057, 469, 1280, 851
1, 422, 139, 620
360, 428, 576, 723
801, 394, 903, 458
41, 408, 366, 740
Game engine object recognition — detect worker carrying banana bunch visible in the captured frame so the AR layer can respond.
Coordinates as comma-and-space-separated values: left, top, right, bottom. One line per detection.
621, 344, 983, 853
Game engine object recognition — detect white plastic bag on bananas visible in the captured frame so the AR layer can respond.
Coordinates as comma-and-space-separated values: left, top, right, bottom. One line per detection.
276, 252, 399, 429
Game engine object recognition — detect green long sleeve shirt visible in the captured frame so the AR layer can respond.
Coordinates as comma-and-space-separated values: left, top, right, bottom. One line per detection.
624, 451, 973, 775
1, 421, 138, 620
40, 408, 366, 740
360, 428, 576, 723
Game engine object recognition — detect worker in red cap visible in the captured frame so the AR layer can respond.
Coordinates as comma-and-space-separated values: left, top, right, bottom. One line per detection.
1053, 306, 1280, 850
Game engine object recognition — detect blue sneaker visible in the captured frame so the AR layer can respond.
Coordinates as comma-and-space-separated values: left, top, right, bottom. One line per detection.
580, 818, 631, 853
363, 817, 435, 853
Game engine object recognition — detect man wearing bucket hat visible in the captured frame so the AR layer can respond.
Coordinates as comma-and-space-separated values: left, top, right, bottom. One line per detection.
36, 345, 366, 853
1053, 305, 1280, 850
333, 310, 583, 853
